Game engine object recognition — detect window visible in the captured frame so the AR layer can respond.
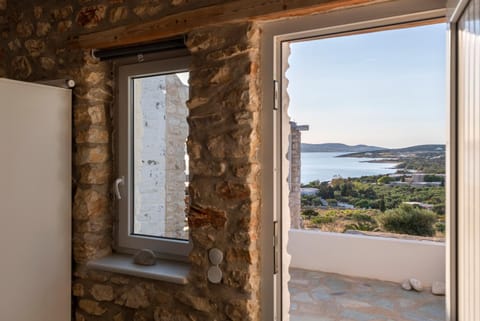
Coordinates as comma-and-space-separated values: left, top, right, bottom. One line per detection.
117, 55, 191, 258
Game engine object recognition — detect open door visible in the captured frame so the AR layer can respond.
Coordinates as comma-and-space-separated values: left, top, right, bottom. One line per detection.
260, 0, 480, 319
260, 1, 460, 321
282, 24, 448, 321
448, 0, 480, 320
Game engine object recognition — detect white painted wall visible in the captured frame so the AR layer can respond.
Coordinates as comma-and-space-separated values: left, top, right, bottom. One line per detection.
133, 74, 188, 239
288, 229, 445, 286
134, 76, 167, 236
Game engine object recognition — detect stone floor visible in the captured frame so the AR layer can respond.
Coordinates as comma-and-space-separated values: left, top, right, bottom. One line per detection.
289, 269, 446, 321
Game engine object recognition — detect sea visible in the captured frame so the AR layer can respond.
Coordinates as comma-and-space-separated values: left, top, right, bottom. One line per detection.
301, 152, 398, 184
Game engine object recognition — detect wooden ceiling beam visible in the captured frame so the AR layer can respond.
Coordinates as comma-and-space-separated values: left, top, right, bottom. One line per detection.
69, 0, 387, 49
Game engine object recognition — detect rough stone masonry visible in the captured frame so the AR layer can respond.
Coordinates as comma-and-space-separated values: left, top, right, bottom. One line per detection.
0, 1, 261, 320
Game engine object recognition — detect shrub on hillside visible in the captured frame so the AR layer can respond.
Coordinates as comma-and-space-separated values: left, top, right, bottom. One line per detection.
433, 203, 445, 215
377, 204, 437, 236
301, 209, 318, 219
326, 199, 337, 206
424, 175, 444, 183
311, 214, 335, 225
344, 222, 377, 232
351, 212, 376, 223
435, 221, 446, 233
377, 175, 394, 185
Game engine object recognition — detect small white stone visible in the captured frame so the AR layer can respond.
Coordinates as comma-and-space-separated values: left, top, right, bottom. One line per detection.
409, 278, 424, 292
208, 248, 224, 265
207, 266, 222, 284
431, 281, 446, 296
401, 279, 412, 291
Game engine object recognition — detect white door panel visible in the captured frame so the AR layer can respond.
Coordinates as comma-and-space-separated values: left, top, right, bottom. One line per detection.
454, 0, 480, 319
0, 78, 71, 321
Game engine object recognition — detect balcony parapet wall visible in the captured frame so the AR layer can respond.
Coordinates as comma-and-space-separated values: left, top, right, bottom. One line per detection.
288, 229, 445, 286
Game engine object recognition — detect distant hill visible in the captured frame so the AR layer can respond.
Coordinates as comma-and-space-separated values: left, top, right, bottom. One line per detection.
301, 143, 386, 153
387, 144, 445, 153
339, 144, 446, 157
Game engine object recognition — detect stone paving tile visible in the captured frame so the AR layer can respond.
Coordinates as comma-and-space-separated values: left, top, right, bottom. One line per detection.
289, 268, 446, 321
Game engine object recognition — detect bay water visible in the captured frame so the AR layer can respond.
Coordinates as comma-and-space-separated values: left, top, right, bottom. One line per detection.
301, 152, 398, 184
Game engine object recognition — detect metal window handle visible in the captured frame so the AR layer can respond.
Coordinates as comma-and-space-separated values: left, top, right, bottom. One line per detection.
115, 176, 125, 200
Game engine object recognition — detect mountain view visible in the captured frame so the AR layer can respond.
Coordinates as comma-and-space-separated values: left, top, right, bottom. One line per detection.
301, 143, 385, 153
340, 144, 445, 156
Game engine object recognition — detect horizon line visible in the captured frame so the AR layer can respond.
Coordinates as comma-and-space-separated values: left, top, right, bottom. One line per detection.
301, 142, 446, 149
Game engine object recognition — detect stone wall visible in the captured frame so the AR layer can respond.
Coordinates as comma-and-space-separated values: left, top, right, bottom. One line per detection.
165, 74, 190, 239
283, 43, 304, 230
1, 1, 261, 320
289, 122, 303, 230
0, 0, 6, 77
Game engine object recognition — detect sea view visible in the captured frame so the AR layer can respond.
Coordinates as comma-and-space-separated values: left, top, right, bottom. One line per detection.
301, 152, 398, 184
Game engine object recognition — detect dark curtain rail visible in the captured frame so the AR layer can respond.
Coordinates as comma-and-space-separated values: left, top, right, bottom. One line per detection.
92, 37, 186, 61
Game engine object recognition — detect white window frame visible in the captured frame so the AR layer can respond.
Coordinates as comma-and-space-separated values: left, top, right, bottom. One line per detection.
116, 54, 192, 259
260, 1, 453, 320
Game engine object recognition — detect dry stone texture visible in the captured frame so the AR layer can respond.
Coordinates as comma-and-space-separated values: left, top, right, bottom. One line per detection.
90, 284, 114, 301
289, 122, 305, 229
1, 1, 262, 320
79, 299, 107, 316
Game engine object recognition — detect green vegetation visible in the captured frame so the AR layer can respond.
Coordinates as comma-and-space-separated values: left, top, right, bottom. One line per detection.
344, 222, 377, 232
301, 209, 318, 219
301, 205, 442, 237
311, 214, 335, 225
377, 204, 437, 236
435, 221, 446, 233
424, 174, 445, 184
302, 208, 381, 233
377, 175, 394, 185
340, 147, 446, 174
302, 177, 445, 215
300, 147, 446, 238
395, 156, 445, 174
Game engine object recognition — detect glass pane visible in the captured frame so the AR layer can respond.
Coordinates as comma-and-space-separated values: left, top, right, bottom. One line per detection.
132, 72, 189, 240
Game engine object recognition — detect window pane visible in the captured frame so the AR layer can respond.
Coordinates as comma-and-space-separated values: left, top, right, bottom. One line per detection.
133, 72, 189, 240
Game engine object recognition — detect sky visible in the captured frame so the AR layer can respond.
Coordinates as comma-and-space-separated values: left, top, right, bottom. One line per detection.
177, 72, 189, 86
286, 23, 446, 149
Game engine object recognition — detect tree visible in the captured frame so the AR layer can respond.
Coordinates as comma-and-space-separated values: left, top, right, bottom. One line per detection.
377, 204, 437, 236
379, 198, 386, 212
301, 209, 318, 219
363, 186, 377, 199
377, 175, 393, 185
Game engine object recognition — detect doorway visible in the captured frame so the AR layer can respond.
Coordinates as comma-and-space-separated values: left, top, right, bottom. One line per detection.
283, 23, 447, 321
259, 1, 457, 320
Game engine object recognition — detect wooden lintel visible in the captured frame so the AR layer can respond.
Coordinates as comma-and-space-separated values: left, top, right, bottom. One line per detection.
69, 0, 385, 49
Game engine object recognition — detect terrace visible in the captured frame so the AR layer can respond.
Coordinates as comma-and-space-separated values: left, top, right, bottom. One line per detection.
287, 230, 446, 321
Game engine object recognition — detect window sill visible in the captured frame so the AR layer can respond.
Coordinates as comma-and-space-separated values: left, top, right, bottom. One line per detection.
87, 254, 189, 285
